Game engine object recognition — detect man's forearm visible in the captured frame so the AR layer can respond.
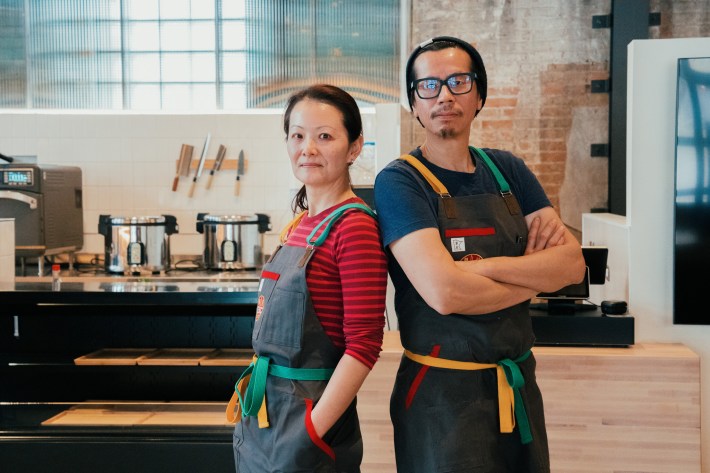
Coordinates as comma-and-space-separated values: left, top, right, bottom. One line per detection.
456, 243, 584, 294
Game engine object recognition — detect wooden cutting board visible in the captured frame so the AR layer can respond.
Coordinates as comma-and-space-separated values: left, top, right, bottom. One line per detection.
42, 406, 154, 426
74, 348, 157, 365
136, 348, 217, 366
199, 348, 254, 366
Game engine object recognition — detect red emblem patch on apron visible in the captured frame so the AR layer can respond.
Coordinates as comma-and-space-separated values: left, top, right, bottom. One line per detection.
255, 294, 265, 320
460, 253, 483, 261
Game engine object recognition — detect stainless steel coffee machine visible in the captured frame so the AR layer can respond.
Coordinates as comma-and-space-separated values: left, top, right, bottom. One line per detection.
0, 163, 83, 275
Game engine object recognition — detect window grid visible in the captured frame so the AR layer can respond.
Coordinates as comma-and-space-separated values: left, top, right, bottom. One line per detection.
0, 0, 399, 110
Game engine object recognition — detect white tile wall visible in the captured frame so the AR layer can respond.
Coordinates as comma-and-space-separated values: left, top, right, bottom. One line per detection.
0, 218, 15, 281
0, 110, 380, 258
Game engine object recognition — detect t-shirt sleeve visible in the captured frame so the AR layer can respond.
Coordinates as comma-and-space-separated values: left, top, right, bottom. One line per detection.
374, 162, 439, 248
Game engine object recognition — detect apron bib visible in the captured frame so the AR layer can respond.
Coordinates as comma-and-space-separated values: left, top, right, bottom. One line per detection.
231, 203, 374, 473
390, 149, 550, 473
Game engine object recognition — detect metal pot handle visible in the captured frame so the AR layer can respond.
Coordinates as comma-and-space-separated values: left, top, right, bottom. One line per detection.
0, 190, 37, 209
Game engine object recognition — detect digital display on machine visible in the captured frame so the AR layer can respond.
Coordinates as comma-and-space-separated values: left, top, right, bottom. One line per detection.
2, 169, 33, 186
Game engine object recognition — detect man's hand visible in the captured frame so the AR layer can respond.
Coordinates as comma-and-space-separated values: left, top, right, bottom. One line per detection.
525, 216, 566, 255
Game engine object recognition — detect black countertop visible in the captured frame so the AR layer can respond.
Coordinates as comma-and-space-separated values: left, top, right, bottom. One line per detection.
2, 269, 260, 306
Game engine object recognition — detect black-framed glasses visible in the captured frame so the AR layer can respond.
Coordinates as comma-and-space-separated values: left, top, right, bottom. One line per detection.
410, 72, 477, 99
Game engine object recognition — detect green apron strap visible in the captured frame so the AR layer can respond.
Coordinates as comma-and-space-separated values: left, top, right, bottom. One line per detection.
236, 356, 335, 420
269, 364, 335, 381
498, 350, 533, 444
306, 202, 376, 247
471, 147, 522, 215
239, 355, 270, 417
471, 146, 510, 192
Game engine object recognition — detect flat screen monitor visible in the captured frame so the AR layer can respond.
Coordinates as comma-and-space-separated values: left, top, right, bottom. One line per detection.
532, 246, 608, 314
673, 57, 710, 324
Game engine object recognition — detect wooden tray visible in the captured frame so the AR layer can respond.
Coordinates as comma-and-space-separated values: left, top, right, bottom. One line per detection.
42, 405, 154, 426
199, 348, 254, 366
74, 348, 157, 366
140, 403, 230, 426
136, 348, 217, 366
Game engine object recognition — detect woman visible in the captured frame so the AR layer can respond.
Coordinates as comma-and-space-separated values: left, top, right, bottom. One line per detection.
228, 84, 388, 472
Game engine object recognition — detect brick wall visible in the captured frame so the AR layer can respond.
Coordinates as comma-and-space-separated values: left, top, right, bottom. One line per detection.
403, 0, 710, 234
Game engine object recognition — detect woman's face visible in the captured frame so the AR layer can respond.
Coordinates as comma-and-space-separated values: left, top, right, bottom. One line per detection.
286, 98, 361, 189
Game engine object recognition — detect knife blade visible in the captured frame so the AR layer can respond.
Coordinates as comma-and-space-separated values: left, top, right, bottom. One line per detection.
235, 149, 245, 196
188, 133, 211, 198
206, 144, 227, 190
172, 144, 194, 192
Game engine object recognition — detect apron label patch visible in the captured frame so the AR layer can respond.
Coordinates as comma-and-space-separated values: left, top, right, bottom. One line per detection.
460, 253, 483, 261
255, 294, 265, 320
451, 237, 466, 252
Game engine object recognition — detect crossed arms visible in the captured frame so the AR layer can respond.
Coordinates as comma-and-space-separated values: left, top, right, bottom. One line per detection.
388, 206, 586, 316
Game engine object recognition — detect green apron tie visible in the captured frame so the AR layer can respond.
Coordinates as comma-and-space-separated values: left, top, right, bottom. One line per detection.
498, 350, 533, 444
235, 356, 335, 421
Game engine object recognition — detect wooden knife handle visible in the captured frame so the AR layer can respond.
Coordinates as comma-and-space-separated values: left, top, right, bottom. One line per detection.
172, 175, 179, 192
235, 177, 241, 196
188, 180, 196, 198
206, 174, 214, 190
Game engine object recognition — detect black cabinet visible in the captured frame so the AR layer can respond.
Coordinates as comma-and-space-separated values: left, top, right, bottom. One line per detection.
0, 279, 258, 473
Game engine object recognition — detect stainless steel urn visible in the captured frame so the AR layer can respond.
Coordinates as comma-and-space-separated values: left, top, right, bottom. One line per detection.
196, 213, 271, 270
98, 215, 178, 274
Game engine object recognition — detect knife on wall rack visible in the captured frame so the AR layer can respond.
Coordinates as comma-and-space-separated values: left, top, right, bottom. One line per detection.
188, 133, 211, 198
235, 149, 245, 196
172, 144, 194, 192
206, 144, 227, 190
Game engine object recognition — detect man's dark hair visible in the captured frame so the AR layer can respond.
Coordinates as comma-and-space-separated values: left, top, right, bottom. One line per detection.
405, 36, 488, 115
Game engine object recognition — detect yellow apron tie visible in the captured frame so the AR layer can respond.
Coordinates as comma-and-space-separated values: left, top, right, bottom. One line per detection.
403, 349, 532, 442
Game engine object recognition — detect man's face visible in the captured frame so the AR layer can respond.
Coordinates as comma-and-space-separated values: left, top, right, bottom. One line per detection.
411, 48, 482, 139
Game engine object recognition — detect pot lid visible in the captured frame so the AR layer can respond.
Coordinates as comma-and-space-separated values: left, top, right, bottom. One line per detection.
202, 214, 258, 223
106, 215, 167, 225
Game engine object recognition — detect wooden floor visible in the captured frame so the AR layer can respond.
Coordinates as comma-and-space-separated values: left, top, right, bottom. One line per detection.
358, 332, 701, 473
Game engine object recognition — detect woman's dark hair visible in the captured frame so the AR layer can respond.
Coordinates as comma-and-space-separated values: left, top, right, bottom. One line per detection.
283, 84, 363, 213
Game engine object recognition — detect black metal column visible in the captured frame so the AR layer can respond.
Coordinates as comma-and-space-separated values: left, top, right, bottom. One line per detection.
608, 0, 651, 216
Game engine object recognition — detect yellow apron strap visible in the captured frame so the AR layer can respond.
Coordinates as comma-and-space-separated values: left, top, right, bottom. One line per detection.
399, 155, 450, 196
257, 393, 269, 428
496, 365, 515, 433
403, 349, 517, 434
279, 210, 308, 243
399, 154, 457, 218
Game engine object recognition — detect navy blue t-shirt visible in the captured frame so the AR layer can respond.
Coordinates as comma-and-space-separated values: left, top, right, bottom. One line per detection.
374, 147, 550, 247
373, 147, 551, 295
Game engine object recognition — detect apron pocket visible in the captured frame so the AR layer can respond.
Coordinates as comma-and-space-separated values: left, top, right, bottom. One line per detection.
257, 287, 305, 348
304, 398, 336, 462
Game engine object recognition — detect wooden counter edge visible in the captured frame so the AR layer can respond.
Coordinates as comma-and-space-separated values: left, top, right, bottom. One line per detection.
379, 330, 699, 360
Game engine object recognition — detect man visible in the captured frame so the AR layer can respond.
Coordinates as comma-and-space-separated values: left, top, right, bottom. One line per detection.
373, 36, 585, 472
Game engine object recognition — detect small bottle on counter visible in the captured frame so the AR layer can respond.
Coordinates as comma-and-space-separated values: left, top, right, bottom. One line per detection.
51, 264, 62, 291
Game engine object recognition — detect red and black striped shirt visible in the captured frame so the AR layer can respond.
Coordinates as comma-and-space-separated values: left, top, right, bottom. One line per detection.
284, 197, 387, 369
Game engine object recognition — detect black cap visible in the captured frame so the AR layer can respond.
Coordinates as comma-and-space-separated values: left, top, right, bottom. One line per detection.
405, 36, 487, 114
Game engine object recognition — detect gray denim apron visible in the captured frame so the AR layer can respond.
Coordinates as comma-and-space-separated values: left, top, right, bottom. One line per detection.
390, 148, 550, 473
232, 203, 375, 473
